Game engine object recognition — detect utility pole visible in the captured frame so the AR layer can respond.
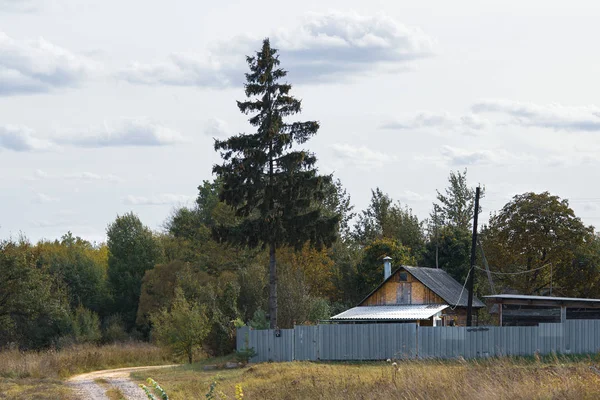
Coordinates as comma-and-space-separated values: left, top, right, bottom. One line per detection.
466, 186, 481, 327
434, 205, 439, 269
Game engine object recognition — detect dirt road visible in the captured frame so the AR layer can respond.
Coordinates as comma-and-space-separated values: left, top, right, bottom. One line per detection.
68, 365, 178, 400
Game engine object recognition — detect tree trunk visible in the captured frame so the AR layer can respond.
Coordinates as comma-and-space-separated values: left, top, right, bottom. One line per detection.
188, 345, 193, 364
269, 241, 277, 329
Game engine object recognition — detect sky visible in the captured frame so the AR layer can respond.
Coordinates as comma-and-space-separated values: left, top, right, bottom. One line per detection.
2, 0, 600, 243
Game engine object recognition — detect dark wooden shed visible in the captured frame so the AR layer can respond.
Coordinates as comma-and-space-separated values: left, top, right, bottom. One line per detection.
485, 294, 600, 326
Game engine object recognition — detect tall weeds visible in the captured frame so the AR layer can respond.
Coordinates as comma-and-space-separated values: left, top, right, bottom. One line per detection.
0, 342, 172, 379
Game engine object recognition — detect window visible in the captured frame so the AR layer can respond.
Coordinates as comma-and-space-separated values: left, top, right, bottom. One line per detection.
399, 272, 408, 282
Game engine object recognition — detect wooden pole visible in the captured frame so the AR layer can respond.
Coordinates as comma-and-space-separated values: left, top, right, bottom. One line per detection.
466, 186, 481, 327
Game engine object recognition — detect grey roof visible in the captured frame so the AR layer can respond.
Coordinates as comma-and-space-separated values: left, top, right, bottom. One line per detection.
331, 304, 448, 321
484, 294, 600, 304
403, 266, 485, 308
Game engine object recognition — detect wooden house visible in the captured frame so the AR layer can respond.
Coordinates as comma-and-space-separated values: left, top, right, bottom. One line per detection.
331, 261, 485, 326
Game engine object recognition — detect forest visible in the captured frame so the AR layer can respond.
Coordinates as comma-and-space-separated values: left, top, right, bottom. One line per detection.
2, 39, 599, 359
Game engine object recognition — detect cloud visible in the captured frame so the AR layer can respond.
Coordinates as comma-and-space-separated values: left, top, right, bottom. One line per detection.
472, 99, 600, 132
54, 118, 186, 147
204, 118, 230, 138
381, 112, 490, 135
123, 194, 194, 206
34, 192, 59, 203
0, 124, 53, 151
397, 190, 427, 203
330, 143, 395, 170
120, 11, 434, 87
0, 0, 38, 12
0, 31, 96, 95
29, 169, 123, 182
419, 145, 536, 167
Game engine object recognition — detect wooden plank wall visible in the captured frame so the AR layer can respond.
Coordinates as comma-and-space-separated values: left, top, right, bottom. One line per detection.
362, 269, 446, 306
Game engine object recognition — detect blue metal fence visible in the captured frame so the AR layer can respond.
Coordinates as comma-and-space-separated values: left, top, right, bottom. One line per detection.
236, 320, 600, 362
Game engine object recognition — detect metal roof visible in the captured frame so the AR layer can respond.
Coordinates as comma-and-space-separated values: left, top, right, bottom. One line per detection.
484, 294, 600, 303
331, 304, 449, 320
403, 266, 485, 308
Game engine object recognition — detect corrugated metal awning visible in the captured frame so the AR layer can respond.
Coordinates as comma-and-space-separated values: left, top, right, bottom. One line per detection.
330, 304, 448, 321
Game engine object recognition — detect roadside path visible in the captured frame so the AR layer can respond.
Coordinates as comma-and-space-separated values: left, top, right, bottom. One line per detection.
68, 365, 178, 400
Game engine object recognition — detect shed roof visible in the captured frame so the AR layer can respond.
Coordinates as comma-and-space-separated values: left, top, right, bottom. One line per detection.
484, 294, 600, 304
331, 304, 448, 321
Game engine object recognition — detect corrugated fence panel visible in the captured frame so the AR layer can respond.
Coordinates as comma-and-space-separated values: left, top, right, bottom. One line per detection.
295, 325, 318, 361
318, 323, 417, 361
237, 320, 600, 363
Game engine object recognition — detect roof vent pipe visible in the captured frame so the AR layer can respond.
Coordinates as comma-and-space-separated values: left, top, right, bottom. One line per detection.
383, 256, 392, 281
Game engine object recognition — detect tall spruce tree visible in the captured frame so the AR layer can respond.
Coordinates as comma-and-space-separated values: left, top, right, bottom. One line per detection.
213, 38, 339, 328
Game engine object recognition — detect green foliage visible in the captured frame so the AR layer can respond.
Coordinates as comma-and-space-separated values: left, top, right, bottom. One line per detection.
0, 238, 71, 349
140, 378, 169, 400
422, 226, 472, 283
356, 238, 414, 297
481, 192, 591, 295
71, 305, 101, 344
430, 169, 484, 233
151, 287, 210, 363
235, 346, 257, 363
308, 297, 331, 322
354, 188, 425, 259
36, 232, 109, 314
248, 309, 269, 330
107, 212, 161, 331
212, 38, 340, 328
101, 314, 128, 343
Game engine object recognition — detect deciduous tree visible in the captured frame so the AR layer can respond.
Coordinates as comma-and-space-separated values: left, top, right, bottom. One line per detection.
481, 192, 592, 294
107, 212, 161, 331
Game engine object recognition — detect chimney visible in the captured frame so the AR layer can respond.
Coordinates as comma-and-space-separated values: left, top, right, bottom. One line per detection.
383, 256, 392, 281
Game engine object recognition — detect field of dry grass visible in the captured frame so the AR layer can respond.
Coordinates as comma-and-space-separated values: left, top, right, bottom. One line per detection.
0, 342, 172, 399
132, 355, 600, 400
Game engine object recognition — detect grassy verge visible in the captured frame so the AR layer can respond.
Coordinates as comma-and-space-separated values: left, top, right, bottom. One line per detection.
0, 342, 174, 399
132, 354, 600, 400
0, 342, 172, 379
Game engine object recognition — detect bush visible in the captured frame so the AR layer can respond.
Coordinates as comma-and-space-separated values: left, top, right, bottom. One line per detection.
72, 306, 102, 344
249, 309, 269, 330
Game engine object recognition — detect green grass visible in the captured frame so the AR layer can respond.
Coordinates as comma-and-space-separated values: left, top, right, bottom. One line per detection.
131, 354, 600, 400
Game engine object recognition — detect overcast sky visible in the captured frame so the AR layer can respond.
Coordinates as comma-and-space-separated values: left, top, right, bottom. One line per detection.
2, 0, 600, 243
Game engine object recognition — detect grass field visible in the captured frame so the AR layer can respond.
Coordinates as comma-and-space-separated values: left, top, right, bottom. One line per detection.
0, 343, 172, 399
132, 354, 600, 400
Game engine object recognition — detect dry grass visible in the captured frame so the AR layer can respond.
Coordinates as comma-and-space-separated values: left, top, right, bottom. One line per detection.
132, 355, 600, 400
0, 342, 172, 380
0, 377, 76, 400
0, 342, 173, 399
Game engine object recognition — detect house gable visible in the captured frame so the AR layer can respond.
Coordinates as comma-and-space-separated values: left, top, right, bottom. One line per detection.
360, 267, 447, 306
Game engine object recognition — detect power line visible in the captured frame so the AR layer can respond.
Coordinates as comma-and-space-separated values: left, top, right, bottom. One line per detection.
450, 267, 471, 311
474, 263, 551, 276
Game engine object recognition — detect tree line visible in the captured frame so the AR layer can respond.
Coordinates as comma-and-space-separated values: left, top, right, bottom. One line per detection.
2, 38, 599, 359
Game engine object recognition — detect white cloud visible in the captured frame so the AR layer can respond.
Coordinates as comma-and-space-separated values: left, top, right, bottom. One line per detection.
34, 192, 59, 203
0, 31, 96, 95
397, 190, 427, 203
472, 99, 600, 132
330, 143, 395, 170
123, 193, 194, 206
419, 145, 536, 167
54, 118, 186, 147
204, 118, 230, 138
119, 11, 435, 87
29, 169, 123, 182
382, 111, 490, 135
0, 0, 37, 12
0, 124, 53, 151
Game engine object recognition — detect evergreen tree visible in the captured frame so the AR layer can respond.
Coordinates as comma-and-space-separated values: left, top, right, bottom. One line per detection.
212, 38, 339, 328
